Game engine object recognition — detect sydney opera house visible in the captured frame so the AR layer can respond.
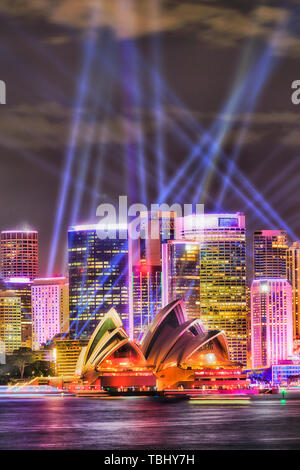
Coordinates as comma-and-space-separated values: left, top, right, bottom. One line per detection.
76, 299, 248, 391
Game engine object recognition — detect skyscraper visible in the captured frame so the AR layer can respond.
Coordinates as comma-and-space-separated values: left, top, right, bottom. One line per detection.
251, 279, 293, 369
287, 241, 300, 340
0, 291, 21, 354
5, 277, 33, 348
253, 230, 288, 280
32, 277, 69, 350
163, 213, 247, 364
162, 240, 201, 319
68, 224, 129, 339
129, 211, 176, 340
0, 230, 39, 281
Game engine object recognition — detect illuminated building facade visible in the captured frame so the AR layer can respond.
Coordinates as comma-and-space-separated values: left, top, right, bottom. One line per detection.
253, 230, 288, 279
162, 241, 201, 319
76, 300, 247, 391
287, 241, 300, 340
76, 308, 155, 388
5, 278, 33, 348
53, 337, 88, 377
251, 279, 293, 369
32, 277, 69, 350
271, 360, 300, 386
163, 213, 247, 365
68, 224, 129, 339
129, 211, 176, 341
0, 291, 21, 354
0, 230, 39, 281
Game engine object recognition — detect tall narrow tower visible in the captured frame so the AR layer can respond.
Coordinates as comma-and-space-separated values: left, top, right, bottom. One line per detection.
32, 277, 69, 350
287, 241, 300, 340
0, 291, 21, 354
253, 230, 288, 280
129, 211, 176, 341
0, 230, 39, 281
251, 279, 293, 369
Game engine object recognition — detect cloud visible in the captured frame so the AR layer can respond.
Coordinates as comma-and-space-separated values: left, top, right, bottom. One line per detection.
158, 105, 300, 149
282, 129, 300, 147
1, 1, 300, 57
0, 101, 156, 150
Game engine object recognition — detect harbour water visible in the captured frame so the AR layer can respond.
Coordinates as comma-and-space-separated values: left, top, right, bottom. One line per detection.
0, 394, 300, 450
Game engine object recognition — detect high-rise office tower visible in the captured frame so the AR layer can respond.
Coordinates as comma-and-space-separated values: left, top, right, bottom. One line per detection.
287, 241, 300, 340
68, 224, 129, 339
129, 211, 176, 341
32, 277, 69, 350
253, 230, 288, 280
162, 240, 201, 319
5, 277, 33, 348
251, 279, 293, 369
0, 230, 39, 281
163, 213, 247, 364
0, 291, 21, 354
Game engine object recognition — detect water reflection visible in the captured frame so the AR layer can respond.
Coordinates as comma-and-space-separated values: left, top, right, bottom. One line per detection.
0, 395, 300, 449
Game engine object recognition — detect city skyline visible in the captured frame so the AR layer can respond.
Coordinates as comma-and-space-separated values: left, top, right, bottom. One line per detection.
0, 1, 299, 277
1, 1, 300, 453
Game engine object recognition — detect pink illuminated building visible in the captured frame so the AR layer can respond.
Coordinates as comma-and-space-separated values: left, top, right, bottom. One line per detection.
251, 279, 293, 369
32, 277, 69, 350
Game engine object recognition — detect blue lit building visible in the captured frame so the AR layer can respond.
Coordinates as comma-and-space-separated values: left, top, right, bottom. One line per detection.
68, 224, 129, 339
248, 360, 300, 386
272, 361, 300, 386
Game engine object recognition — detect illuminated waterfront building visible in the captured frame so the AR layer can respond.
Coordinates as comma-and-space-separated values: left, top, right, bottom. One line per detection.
0, 291, 21, 354
287, 241, 300, 340
251, 279, 293, 369
141, 299, 247, 391
0, 230, 39, 281
52, 336, 88, 377
5, 278, 33, 348
253, 230, 288, 280
68, 224, 129, 339
76, 300, 247, 391
32, 277, 69, 350
129, 211, 176, 341
163, 213, 247, 365
76, 308, 155, 388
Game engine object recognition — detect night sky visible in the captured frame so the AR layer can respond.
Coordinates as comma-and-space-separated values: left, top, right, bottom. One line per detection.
0, 0, 299, 276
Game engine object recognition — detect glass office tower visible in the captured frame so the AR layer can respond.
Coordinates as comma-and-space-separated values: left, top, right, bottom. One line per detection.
68, 224, 129, 339
129, 211, 176, 341
0, 291, 21, 354
253, 230, 288, 280
162, 241, 201, 319
5, 278, 33, 348
163, 213, 247, 365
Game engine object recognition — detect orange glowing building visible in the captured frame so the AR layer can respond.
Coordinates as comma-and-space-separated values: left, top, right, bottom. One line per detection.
76, 299, 248, 391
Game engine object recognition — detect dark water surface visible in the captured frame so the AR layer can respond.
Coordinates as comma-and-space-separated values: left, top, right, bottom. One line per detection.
1, 394, 300, 450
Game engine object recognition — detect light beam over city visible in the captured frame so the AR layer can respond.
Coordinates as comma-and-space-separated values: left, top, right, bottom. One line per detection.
0, 0, 300, 457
